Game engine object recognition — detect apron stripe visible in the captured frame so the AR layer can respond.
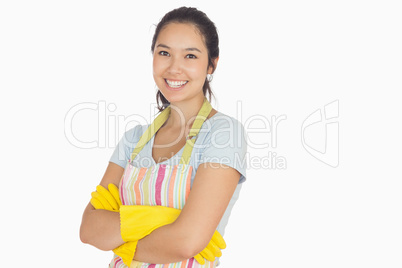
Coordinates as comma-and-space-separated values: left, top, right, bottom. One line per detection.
134, 167, 147, 205
174, 166, 181, 209
148, 167, 155, 205
162, 166, 172, 207
120, 163, 131, 205
119, 173, 125, 206
151, 166, 158, 205
155, 165, 166, 206
129, 167, 140, 205
185, 258, 193, 268
142, 168, 152, 205
168, 166, 178, 208
185, 166, 192, 202
177, 166, 183, 209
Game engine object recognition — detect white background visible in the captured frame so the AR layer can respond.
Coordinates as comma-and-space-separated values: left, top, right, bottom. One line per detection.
1, 0, 401, 267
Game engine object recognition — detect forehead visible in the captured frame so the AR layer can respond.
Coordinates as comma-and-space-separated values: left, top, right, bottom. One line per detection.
156, 23, 207, 50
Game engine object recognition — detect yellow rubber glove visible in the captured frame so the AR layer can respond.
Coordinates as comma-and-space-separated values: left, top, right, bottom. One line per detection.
117, 205, 180, 266
90, 184, 138, 265
90, 184, 121, 211
91, 184, 226, 266
196, 230, 226, 264
120, 205, 181, 241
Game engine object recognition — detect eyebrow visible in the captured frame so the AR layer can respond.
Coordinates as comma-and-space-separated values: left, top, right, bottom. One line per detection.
156, 44, 202, 53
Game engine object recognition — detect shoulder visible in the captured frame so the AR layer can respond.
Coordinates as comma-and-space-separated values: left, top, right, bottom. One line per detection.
200, 111, 246, 145
203, 111, 245, 134
195, 111, 248, 183
197, 111, 247, 158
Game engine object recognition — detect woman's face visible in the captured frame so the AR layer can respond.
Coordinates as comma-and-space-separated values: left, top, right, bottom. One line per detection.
153, 23, 214, 104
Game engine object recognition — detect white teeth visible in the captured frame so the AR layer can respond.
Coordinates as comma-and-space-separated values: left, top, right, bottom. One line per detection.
166, 79, 187, 87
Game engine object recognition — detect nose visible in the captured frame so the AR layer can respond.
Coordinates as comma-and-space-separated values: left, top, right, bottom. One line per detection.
167, 56, 183, 75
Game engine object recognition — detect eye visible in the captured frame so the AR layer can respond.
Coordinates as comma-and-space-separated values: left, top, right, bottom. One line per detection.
159, 51, 170, 56
186, 54, 197, 59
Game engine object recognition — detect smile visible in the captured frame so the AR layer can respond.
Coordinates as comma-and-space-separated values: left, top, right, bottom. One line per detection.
165, 79, 188, 89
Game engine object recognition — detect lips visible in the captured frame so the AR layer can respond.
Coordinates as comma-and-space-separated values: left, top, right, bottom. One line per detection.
165, 79, 188, 90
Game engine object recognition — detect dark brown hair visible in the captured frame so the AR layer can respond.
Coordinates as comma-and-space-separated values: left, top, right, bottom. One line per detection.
151, 6, 219, 111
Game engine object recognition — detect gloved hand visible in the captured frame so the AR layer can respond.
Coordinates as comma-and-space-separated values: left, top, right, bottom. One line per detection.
90, 184, 140, 265
90, 184, 121, 211
195, 230, 226, 264
91, 184, 226, 266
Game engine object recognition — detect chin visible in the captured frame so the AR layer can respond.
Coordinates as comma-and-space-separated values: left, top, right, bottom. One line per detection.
161, 94, 186, 104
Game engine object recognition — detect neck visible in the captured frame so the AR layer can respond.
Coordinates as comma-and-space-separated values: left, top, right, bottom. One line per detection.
165, 95, 205, 129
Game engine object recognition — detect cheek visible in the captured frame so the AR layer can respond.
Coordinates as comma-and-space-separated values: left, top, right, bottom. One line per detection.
152, 57, 163, 75
185, 61, 209, 78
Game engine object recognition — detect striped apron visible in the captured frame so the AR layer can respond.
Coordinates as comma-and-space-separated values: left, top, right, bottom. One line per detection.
109, 98, 218, 268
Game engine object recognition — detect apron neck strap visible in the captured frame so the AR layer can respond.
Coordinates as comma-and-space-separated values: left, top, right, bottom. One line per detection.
130, 98, 213, 164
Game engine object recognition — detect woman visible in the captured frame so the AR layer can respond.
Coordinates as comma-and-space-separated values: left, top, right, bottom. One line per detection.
80, 6, 247, 267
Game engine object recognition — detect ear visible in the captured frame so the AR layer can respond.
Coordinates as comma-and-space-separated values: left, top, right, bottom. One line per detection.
207, 57, 219, 74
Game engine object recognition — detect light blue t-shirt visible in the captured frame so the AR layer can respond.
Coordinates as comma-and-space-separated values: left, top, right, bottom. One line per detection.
110, 111, 247, 235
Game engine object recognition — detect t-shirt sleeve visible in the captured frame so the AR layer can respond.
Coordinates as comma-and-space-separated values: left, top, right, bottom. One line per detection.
197, 116, 247, 183
109, 125, 145, 168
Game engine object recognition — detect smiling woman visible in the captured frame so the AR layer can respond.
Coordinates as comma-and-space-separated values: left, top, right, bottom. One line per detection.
151, 7, 219, 113
79, 6, 247, 268
152, 23, 217, 105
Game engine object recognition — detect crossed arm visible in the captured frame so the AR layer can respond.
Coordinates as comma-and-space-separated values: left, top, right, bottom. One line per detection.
79, 161, 240, 264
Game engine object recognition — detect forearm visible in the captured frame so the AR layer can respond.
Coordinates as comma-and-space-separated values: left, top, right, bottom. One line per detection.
80, 203, 125, 250
134, 222, 198, 264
